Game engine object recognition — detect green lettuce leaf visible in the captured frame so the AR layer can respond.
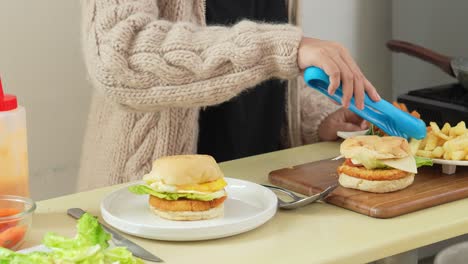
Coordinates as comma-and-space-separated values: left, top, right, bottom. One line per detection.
0, 247, 13, 259
76, 213, 110, 250
104, 247, 144, 264
44, 213, 110, 251
366, 124, 385, 137
49, 244, 102, 263
0, 249, 52, 264
43, 233, 79, 250
415, 156, 433, 168
0, 213, 142, 264
128, 185, 223, 201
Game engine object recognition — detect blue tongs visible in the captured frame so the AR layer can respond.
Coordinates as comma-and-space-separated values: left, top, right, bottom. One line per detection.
303, 67, 426, 140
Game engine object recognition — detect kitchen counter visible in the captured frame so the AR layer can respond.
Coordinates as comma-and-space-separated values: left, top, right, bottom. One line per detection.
26, 142, 468, 264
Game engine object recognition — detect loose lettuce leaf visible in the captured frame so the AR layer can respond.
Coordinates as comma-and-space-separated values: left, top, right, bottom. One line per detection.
44, 213, 110, 251
76, 213, 110, 250
128, 185, 224, 201
104, 247, 144, 264
415, 156, 433, 168
0, 213, 143, 264
49, 244, 102, 263
0, 248, 52, 264
0, 248, 12, 259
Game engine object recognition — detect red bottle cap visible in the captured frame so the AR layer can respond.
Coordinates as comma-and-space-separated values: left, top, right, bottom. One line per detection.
0, 78, 18, 111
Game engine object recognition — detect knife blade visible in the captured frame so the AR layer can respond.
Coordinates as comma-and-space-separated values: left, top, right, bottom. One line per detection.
67, 208, 163, 262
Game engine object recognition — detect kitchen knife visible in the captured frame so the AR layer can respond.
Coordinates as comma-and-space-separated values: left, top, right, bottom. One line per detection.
67, 208, 163, 263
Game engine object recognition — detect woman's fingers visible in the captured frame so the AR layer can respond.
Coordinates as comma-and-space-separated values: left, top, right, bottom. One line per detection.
364, 78, 381, 101
330, 53, 354, 108
343, 108, 363, 124
353, 74, 365, 109
297, 37, 382, 109
335, 45, 368, 108
319, 57, 340, 96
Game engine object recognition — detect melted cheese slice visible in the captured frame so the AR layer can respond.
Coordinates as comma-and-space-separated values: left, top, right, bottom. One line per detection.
380, 155, 417, 174
150, 177, 227, 194
176, 177, 227, 192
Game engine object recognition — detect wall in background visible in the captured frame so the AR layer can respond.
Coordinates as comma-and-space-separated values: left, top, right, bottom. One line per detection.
0, 1, 91, 200
392, 0, 468, 98
302, 0, 393, 100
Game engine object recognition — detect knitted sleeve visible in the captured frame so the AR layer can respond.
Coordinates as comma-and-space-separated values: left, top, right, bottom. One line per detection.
299, 79, 340, 144
83, 0, 302, 110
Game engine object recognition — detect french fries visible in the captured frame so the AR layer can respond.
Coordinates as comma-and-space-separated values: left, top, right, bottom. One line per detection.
411, 121, 468, 160
424, 133, 438, 151
432, 146, 444, 158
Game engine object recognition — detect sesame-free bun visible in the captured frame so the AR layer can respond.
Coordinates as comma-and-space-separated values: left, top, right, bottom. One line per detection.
340, 135, 410, 160
150, 204, 224, 221
339, 173, 414, 193
151, 155, 223, 185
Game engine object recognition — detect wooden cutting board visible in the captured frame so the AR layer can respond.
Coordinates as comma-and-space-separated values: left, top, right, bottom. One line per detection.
269, 159, 468, 218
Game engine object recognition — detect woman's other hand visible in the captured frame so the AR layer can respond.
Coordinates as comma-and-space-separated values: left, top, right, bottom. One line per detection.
298, 37, 381, 109
318, 108, 368, 141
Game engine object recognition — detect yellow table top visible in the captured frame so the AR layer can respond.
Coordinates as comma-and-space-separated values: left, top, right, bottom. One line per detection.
26, 142, 468, 264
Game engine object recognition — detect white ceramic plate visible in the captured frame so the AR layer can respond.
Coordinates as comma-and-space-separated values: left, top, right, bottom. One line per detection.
337, 130, 368, 139
432, 159, 468, 166
432, 159, 468, 175
100, 178, 277, 241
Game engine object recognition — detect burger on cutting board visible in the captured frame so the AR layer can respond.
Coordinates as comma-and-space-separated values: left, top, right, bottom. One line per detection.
338, 135, 432, 193
129, 155, 227, 221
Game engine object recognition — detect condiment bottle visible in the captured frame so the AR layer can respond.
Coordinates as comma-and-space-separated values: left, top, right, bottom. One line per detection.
0, 78, 29, 196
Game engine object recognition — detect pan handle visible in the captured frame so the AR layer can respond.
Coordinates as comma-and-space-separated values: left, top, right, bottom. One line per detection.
387, 40, 455, 77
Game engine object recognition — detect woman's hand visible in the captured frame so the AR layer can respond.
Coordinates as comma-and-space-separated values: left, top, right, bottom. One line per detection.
318, 108, 368, 141
298, 37, 381, 109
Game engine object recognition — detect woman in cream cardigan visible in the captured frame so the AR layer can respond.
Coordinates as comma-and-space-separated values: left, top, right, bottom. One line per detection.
79, 0, 381, 190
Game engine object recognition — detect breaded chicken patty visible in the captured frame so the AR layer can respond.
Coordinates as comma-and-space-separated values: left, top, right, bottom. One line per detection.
149, 195, 227, 212
337, 163, 411, 181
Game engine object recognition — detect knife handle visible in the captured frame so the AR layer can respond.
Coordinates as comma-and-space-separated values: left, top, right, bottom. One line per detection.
67, 208, 86, 219
66, 208, 127, 245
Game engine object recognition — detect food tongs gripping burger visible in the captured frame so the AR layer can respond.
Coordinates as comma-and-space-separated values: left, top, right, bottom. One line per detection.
337, 136, 433, 193
129, 155, 227, 221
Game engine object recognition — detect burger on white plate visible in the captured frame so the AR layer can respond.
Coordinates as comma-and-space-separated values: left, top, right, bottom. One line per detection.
129, 155, 227, 221
337, 135, 432, 193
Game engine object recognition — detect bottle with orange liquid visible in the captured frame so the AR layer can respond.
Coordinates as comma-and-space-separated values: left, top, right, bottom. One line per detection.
0, 78, 29, 197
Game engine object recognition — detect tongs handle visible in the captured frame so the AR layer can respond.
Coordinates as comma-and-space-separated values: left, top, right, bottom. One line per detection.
303, 67, 426, 140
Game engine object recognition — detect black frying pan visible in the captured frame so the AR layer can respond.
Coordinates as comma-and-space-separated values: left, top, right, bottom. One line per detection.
387, 40, 468, 90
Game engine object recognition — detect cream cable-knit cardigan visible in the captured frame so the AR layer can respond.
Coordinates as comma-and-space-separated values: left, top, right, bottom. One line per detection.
78, 0, 338, 191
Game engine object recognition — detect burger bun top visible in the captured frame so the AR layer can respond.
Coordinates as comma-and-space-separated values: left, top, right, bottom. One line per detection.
148, 155, 223, 185
340, 135, 410, 160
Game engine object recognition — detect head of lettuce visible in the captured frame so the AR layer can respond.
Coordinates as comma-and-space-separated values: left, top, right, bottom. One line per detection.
0, 213, 143, 264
